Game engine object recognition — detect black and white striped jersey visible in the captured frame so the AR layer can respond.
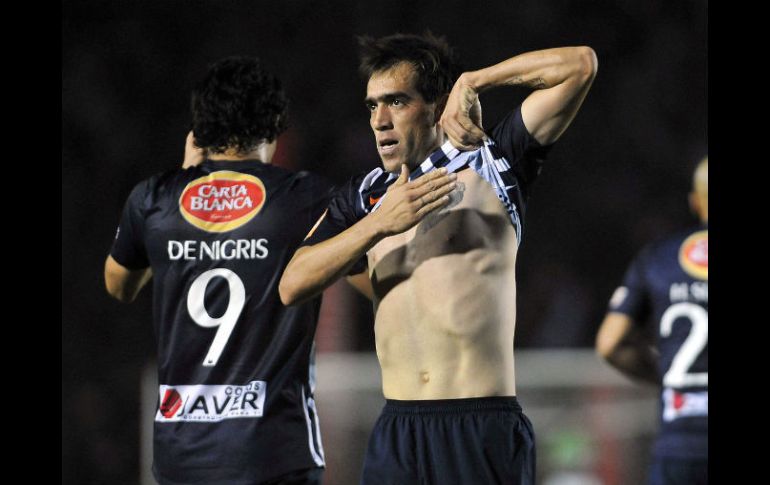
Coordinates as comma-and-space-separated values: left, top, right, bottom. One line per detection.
302, 104, 553, 274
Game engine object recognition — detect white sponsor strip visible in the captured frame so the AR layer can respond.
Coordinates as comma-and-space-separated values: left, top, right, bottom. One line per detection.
155, 380, 267, 422
662, 388, 708, 422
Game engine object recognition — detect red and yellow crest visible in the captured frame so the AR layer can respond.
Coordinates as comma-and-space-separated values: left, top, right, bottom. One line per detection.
679, 230, 708, 281
179, 171, 266, 232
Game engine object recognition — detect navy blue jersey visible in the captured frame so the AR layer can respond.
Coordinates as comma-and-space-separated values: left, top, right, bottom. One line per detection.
110, 159, 332, 484
301, 105, 552, 274
609, 225, 708, 459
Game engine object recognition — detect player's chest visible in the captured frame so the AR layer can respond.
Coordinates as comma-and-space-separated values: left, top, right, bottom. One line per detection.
367, 169, 513, 270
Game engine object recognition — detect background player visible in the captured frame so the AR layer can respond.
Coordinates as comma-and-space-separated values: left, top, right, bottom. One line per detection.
104, 56, 332, 484
596, 157, 708, 485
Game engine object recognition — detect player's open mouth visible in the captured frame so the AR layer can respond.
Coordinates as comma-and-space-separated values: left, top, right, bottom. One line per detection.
378, 139, 398, 155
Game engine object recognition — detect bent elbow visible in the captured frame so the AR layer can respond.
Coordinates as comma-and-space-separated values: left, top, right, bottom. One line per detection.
278, 272, 301, 306
278, 282, 295, 306
105, 283, 136, 304
576, 46, 598, 80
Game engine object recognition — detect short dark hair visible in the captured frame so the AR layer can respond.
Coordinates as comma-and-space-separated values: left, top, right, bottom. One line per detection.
358, 32, 462, 103
191, 56, 288, 155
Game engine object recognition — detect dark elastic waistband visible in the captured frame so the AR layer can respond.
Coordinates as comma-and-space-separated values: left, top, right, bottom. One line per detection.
383, 396, 521, 415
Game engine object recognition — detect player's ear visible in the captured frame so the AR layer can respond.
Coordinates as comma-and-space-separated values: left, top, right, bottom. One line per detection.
688, 192, 699, 217
433, 94, 449, 124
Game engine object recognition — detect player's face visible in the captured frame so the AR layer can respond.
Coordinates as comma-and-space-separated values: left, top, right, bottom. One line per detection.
365, 62, 441, 173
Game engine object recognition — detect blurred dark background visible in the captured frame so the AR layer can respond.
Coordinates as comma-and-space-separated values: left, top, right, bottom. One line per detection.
62, 0, 706, 483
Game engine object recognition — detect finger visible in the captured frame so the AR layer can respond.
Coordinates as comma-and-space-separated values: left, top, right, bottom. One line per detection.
416, 195, 451, 218
417, 181, 456, 206
463, 125, 486, 145
445, 116, 485, 147
444, 124, 479, 151
393, 163, 409, 186
426, 181, 457, 202
469, 99, 483, 128
447, 134, 479, 152
412, 167, 448, 187
183, 131, 206, 168
411, 173, 456, 199
453, 118, 486, 146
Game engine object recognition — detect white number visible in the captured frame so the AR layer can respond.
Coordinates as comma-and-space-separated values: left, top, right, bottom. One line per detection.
660, 302, 708, 388
187, 268, 246, 367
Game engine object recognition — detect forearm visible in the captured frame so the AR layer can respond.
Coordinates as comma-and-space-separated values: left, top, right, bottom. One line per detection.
441, 46, 597, 148
104, 255, 152, 303
280, 166, 456, 305
605, 344, 659, 385
461, 46, 597, 93
280, 216, 382, 305
596, 312, 657, 385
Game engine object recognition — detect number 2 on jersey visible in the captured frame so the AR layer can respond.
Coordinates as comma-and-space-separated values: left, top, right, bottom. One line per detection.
660, 302, 708, 388
187, 269, 246, 366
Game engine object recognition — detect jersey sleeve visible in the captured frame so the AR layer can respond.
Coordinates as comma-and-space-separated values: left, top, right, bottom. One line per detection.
300, 174, 368, 275
608, 250, 652, 326
109, 179, 151, 269
298, 171, 336, 230
488, 104, 554, 201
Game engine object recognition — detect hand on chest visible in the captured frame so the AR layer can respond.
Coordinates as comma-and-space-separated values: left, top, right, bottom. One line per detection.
368, 169, 514, 275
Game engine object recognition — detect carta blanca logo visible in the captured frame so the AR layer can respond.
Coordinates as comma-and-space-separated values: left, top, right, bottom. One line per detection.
179, 171, 267, 233
155, 380, 267, 422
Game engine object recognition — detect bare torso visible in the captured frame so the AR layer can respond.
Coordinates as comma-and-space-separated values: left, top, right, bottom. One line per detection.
367, 167, 519, 399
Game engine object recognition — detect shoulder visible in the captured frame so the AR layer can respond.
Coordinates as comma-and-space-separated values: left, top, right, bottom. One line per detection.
648, 226, 703, 255
279, 168, 332, 192
486, 104, 553, 179
332, 167, 383, 198
124, 170, 173, 206
632, 226, 698, 271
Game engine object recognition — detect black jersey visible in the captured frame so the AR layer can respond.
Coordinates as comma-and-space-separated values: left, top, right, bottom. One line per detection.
110, 159, 332, 484
301, 105, 552, 274
609, 225, 708, 459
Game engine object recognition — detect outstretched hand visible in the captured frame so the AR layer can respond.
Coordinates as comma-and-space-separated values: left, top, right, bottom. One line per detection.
440, 75, 486, 151
369, 164, 457, 237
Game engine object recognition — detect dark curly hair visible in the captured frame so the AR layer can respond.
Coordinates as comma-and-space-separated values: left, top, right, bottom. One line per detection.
191, 56, 288, 155
358, 32, 462, 103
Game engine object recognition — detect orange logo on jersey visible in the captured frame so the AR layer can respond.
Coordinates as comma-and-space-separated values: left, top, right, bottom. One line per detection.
369, 195, 381, 206
179, 171, 266, 232
679, 230, 708, 281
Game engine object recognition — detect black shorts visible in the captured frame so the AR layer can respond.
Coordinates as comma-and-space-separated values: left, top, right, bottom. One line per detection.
649, 456, 707, 485
360, 396, 535, 485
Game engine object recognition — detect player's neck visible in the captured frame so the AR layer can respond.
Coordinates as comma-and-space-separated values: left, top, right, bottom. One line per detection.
208, 141, 276, 164
405, 138, 445, 171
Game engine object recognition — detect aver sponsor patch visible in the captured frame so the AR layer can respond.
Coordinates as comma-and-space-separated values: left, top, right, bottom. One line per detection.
155, 380, 267, 422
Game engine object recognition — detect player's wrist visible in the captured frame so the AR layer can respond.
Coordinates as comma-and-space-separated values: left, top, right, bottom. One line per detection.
359, 212, 389, 245
458, 71, 482, 94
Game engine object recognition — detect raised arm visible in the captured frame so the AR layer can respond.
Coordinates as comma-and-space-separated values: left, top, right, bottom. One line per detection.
441, 46, 598, 149
182, 131, 207, 169
595, 312, 659, 385
279, 166, 456, 305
